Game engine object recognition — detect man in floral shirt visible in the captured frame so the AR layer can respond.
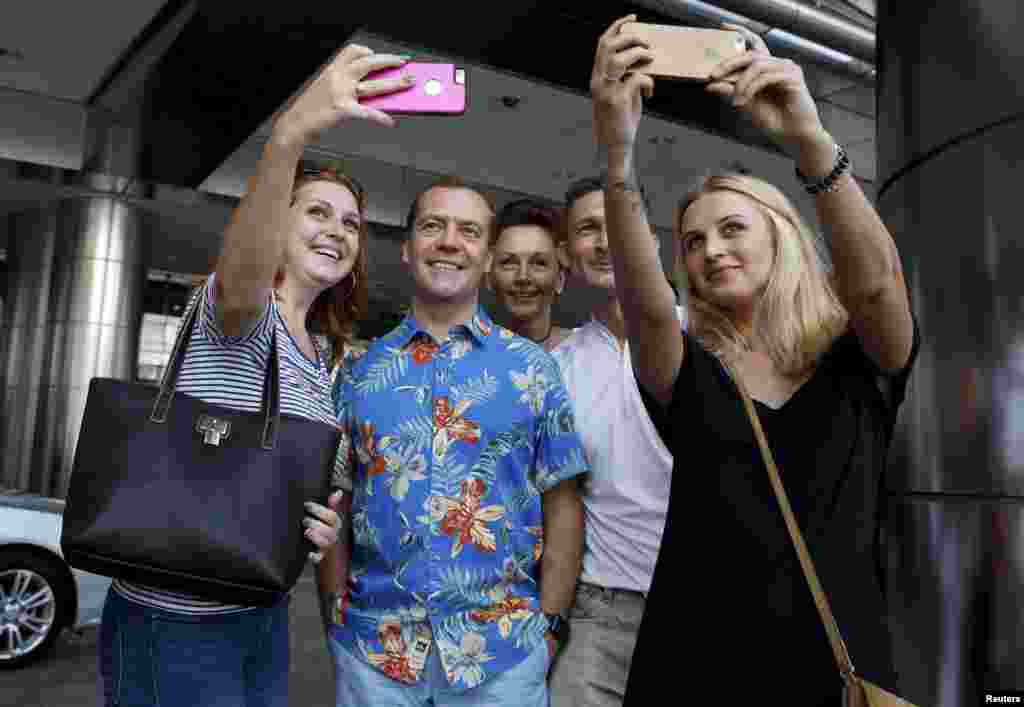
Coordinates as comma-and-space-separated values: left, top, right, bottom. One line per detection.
328, 177, 586, 706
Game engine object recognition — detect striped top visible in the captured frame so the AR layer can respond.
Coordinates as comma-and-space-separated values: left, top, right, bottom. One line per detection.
112, 274, 337, 615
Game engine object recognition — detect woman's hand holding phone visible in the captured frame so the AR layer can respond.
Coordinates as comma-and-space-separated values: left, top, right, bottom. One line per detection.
590, 15, 656, 173
706, 24, 831, 159
271, 44, 415, 148
358, 63, 467, 115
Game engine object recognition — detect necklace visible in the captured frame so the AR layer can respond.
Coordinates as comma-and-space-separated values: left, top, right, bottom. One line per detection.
274, 292, 321, 370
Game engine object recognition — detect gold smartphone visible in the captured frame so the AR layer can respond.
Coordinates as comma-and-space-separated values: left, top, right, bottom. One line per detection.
620, 22, 747, 82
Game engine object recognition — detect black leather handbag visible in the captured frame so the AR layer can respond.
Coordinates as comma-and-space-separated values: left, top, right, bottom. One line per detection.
61, 291, 341, 606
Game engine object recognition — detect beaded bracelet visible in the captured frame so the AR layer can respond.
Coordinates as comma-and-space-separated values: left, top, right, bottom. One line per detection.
794, 143, 851, 195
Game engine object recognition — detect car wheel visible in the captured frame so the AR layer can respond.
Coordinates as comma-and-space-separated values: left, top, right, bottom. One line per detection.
0, 550, 70, 669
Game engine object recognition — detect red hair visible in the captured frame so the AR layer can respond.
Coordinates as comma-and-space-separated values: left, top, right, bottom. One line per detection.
280, 162, 370, 367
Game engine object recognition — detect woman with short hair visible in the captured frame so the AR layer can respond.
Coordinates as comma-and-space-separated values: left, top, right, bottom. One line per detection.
488, 198, 573, 350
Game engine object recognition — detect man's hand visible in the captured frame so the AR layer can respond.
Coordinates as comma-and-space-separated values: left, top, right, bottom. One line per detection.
305, 489, 345, 563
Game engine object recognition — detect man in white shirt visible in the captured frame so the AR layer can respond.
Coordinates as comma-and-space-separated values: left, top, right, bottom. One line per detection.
548, 177, 684, 706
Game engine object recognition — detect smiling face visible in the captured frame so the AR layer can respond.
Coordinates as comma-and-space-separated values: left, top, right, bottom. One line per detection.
402, 186, 494, 307
489, 224, 564, 324
565, 189, 615, 291
679, 190, 775, 314
283, 180, 362, 290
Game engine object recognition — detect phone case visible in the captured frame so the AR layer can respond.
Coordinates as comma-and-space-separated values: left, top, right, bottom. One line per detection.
359, 63, 466, 115
620, 23, 746, 82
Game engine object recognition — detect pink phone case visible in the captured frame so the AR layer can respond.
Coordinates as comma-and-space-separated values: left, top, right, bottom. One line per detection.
359, 63, 466, 115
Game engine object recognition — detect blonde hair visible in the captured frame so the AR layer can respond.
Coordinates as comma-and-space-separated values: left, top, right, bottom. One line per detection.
675, 172, 848, 376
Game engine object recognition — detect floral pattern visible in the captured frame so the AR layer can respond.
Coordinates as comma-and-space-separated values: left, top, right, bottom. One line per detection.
438, 632, 495, 689
526, 526, 544, 562
431, 478, 506, 557
357, 421, 388, 479
470, 589, 532, 638
331, 308, 587, 691
364, 617, 423, 684
432, 397, 481, 463
405, 337, 440, 365
509, 365, 549, 415
380, 444, 427, 502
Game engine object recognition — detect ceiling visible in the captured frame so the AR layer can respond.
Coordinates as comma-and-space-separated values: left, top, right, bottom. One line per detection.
0, 1, 878, 189
0, 0, 171, 102
0, 0, 878, 323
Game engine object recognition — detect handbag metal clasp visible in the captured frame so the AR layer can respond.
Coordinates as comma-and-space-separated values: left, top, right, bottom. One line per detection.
196, 415, 231, 446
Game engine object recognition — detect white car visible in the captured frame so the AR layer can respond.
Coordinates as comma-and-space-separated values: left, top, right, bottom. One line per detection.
0, 490, 111, 669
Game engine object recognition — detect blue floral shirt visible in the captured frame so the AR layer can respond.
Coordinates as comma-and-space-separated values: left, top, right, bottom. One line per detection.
330, 307, 587, 690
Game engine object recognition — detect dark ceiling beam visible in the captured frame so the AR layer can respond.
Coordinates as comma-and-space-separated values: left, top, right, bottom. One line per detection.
87, 0, 197, 106
140, 0, 778, 189
358, 0, 776, 154
140, 2, 366, 187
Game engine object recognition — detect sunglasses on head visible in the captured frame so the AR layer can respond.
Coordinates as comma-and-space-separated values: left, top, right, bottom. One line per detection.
299, 164, 366, 203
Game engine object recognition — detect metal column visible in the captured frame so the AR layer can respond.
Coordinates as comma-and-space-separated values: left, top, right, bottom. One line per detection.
877, 1, 1024, 704
0, 112, 147, 497
1, 204, 59, 491
39, 176, 146, 498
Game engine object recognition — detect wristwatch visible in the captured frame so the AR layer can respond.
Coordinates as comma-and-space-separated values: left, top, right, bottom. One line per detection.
545, 612, 570, 645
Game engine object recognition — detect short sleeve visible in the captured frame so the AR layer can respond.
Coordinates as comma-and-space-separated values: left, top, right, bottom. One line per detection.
827, 315, 921, 416
533, 354, 588, 494
666, 331, 728, 430
332, 378, 355, 493
196, 272, 274, 346
635, 306, 689, 448
876, 315, 921, 413
330, 342, 368, 389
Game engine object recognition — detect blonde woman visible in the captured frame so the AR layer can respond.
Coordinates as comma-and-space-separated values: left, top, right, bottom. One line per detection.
588, 16, 918, 705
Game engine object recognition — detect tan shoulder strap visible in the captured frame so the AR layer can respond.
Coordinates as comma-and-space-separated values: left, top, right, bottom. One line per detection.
723, 358, 858, 682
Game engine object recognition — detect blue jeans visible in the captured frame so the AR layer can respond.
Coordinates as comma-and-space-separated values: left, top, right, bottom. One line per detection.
328, 635, 550, 707
99, 587, 290, 707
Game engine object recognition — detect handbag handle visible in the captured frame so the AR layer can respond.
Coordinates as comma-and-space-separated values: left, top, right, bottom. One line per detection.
721, 358, 858, 684
148, 282, 281, 450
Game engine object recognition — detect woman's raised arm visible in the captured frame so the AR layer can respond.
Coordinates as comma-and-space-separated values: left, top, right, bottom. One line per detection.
216, 45, 411, 336
708, 25, 914, 372
591, 15, 685, 406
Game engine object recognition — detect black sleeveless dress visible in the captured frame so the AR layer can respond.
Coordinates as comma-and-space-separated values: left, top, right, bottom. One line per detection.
626, 324, 919, 706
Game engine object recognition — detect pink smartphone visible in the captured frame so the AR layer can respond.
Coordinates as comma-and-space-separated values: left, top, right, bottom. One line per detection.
359, 63, 467, 115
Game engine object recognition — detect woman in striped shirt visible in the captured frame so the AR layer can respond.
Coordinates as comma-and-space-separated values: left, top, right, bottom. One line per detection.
98, 45, 415, 707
